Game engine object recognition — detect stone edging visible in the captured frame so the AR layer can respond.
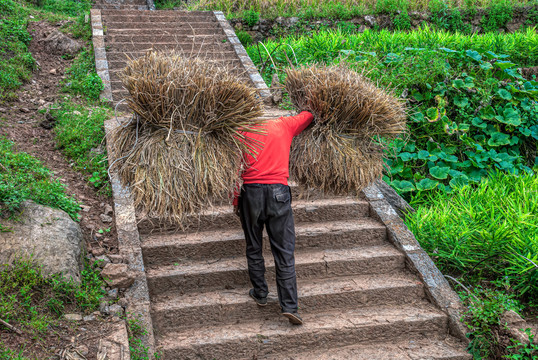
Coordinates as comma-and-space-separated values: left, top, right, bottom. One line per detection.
105, 118, 156, 358
361, 180, 469, 343
90, 9, 113, 104
214, 11, 271, 99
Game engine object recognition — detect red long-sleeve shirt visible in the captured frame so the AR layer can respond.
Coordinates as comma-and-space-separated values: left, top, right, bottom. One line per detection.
233, 111, 313, 206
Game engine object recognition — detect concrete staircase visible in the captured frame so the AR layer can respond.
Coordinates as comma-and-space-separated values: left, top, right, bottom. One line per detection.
94, 3, 471, 358
96, 10, 248, 105
139, 192, 471, 359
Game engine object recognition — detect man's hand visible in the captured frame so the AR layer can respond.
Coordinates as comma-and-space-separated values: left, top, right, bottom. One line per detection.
233, 205, 240, 217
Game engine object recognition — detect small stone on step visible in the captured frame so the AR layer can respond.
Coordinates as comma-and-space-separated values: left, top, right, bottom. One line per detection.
100, 214, 113, 223
64, 313, 82, 321
83, 314, 95, 322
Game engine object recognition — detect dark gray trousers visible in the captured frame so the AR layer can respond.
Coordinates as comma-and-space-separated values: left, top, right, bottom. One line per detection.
239, 183, 298, 313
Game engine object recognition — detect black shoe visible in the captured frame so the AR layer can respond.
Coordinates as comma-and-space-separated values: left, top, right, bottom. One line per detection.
282, 311, 303, 325
249, 289, 267, 307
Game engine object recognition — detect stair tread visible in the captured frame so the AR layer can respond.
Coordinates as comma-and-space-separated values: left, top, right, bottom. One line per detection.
146, 244, 403, 278
152, 272, 422, 310
271, 337, 472, 360
157, 303, 444, 347
142, 217, 383, 249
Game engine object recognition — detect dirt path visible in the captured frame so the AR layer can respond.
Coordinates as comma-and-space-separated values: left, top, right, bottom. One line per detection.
0, 20, 118, 255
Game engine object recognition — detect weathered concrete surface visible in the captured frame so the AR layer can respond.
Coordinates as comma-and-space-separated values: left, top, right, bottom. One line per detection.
0, 201, 83, 281
104, 118, 155, 357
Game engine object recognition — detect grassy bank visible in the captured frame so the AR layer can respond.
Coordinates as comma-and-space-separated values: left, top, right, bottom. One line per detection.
158, 0, 537, 20
406, 172, 538, 358
247, 28, 538, 196
0, 138, 79, 224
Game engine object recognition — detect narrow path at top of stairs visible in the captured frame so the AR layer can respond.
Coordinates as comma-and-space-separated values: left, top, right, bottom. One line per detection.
94, 3, 472, 358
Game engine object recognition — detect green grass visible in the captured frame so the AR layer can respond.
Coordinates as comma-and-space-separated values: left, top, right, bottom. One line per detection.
247, 28, 538, 195
0, 0, 35, 101
50, 101, 111, 194
0, 259, 105, 356
0, 345, 28, 360
247, 27, 538, 71
159, 0, 537, 20
62, 49, 104, 101
406, 172, 538, 358
0, 137, 80, 220
406, 172, 538, 301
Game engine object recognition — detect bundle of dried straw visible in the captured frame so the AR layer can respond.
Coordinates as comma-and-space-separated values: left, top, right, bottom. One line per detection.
110, 51, 263, 224
285, 65, 406, 194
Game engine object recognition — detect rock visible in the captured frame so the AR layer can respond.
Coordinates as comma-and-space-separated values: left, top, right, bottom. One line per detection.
506, 21, 522, 33
364, 15, 376, 27
501, 310, 534, 345
49, 68, 57, 75
357, 25, 367, 33
0, 107, 6, 113
83, 314, 95, 322
99, 300, 110, 315
104, 204, 113, 215
117, 298, 129, 308
101, 263, 136, 288
270, 73, 282, 105
76, 345, 89, 356
0, 201, 84, 282
80, 205, 91, 212
107, 288, 118, 299
108, 304, 124, 317
108, 254, 123, 264
40, 109, 56, 130
19, 107, 30, 113
63, 313, 83, 321
42, 30, 83, 56
288, 17, 299, 26
100, 214, 113, 223
95, 255, 111, 268
91, 247, 105, 256
375, 179, 415, 219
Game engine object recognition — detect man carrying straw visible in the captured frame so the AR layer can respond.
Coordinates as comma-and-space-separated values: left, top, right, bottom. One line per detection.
233, 110, 314, 326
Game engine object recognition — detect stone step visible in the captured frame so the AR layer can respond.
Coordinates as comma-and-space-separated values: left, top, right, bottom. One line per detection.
106, 50, 238, 61
268, 338, 472, 360
101, 11, 217, 22
138, 197, 371, 236
146, 244, 405, 296
155, 304, 448, 359
151, 272, 425, 331
103, 22, 222, 30
105, 27, 224, 36
105, 34, 228, 43
107, 56, 239, 70
94, 4, 148, 10
94, 0, 148, 6
107, 58, 243, 72
104, 42, 235, 52
141, 218, 384, 265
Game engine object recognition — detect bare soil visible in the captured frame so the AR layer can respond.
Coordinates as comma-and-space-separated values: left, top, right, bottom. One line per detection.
0, 20, 118, 255
0, 20, 121, 358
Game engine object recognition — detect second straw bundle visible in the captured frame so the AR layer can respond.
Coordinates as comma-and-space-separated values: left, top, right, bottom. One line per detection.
285, 65, 406, 194
110, 52, 263, 224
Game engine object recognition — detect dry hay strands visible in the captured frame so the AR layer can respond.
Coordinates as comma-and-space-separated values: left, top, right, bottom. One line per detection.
110, 123, 244, 225
119, 51, 264, 139
291, 129, 385, 195
285, 64, 406, 137
284, 64, 406, 194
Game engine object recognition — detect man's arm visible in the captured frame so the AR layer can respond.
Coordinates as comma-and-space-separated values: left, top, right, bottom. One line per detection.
286, 111, 314, 136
